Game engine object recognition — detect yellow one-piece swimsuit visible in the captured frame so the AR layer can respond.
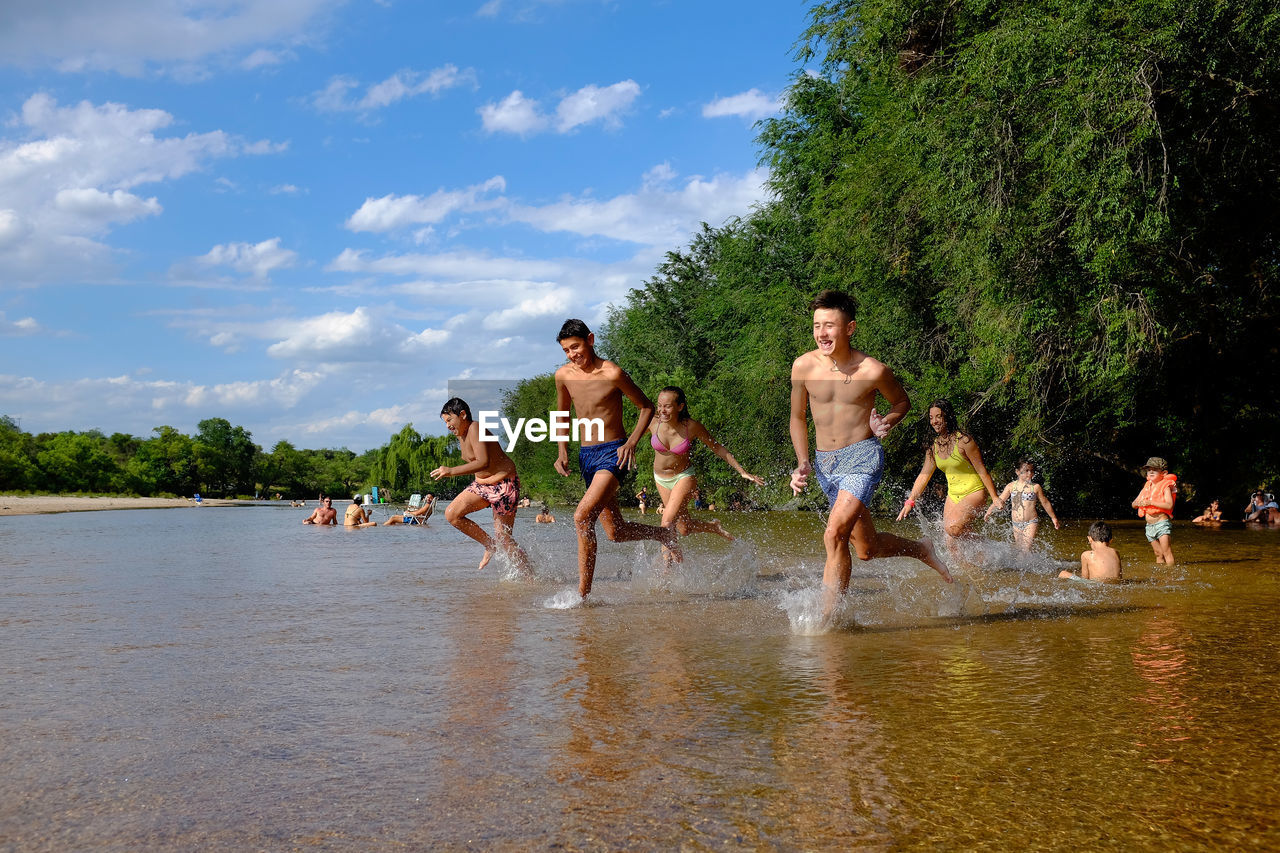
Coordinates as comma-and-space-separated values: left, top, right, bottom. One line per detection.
934, 441, 984, 502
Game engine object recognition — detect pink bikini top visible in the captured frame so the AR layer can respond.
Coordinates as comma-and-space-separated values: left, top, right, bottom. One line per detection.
651, 427, 691, 456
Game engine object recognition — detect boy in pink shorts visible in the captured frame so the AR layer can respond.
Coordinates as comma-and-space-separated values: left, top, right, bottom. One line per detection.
431, 397, 532, 574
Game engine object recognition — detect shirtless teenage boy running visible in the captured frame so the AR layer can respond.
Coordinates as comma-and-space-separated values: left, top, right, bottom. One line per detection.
431, 397, 532, 574
554, 319, 679, 600
790, 290, 952, 620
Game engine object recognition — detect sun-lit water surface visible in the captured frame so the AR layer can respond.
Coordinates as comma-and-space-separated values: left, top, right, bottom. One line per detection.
2, 505, 1278, 850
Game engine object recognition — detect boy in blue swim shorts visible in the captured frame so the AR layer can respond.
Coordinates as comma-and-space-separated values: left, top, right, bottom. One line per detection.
789, 290, 952, 625
554, 319, 679, 600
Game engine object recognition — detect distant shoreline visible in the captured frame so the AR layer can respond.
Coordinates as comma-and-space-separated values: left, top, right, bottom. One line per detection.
0, 495, 263, 516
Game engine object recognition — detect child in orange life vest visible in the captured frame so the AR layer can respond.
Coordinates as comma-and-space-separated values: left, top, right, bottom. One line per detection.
1131, 456, 1176, 565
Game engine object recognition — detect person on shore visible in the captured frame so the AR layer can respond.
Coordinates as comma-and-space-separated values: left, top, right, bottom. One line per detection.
302, 496, 337, 525
1059, 521, 1121, 582
553, 318, 680, 601
790, 290, 952, 623
384, 493, 435, 525
1192, 499, 1223, 524
344, 496, 378, 528
986, 460, 1061, 551
897, 399, 1002, 559
635, 486, 649, 515
648, 386, 764, 548
431, 398, 532, 574
1132, 456, 1176, 564
535, 503, 555, 524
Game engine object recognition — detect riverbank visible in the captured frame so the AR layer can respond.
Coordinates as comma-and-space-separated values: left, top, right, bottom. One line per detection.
0, 495, 245, 516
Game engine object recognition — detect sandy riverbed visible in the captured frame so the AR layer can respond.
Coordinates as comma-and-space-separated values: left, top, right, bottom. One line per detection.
0, 496, 249, 516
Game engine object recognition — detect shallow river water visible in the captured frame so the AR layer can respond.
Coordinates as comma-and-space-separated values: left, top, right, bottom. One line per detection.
2, 504, 1278, 850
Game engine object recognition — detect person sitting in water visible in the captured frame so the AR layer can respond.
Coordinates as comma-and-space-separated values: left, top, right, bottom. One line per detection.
344, 497, 378, 528
535, 504, 555, 523
1244, 491, 1279, 524
1060, 521, 1121, 582
302, 496, 338, 525
1192, 499, 1223, 524
986, 460, 1061, 551
648, 385, 764, 550
384, 493, 435, 525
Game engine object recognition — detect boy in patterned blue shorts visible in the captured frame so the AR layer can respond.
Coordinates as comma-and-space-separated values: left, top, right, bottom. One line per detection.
789, 290, 952, 623
554, 319, 679, 600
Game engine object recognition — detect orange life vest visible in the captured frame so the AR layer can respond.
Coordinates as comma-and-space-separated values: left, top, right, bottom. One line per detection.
1137, 473, 1177, 518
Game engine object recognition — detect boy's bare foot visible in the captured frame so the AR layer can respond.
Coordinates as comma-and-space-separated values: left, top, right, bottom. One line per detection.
511, 547, 534, 579
710, 519, 734, 541
920, 538, 952, 583
478, 546, 494, 570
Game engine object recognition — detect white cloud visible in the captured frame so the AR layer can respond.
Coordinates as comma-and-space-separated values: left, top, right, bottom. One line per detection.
0, 0, 344, 75
555, 80, 641, 132
0, 94, 283, 284
312, 65, 476, 113
702, 88, 783, 120
476, 0, 503, 17
345, 176, 505, 232
264, 306, 452, 361
478, 90, 548, 136
504, 168, 770, 246
0, 312, 44, 336
53, 188, 162, 223
241, 48, 292, 70
480, 80, 641, 136
198, 237, 299, 280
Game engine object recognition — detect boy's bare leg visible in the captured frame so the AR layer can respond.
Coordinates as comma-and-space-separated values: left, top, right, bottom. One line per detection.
493, 511, 533, 578
445, 491, 498, 570
597, 482, 681, 558
823, 495, 953, 621
572, 473, 621, 598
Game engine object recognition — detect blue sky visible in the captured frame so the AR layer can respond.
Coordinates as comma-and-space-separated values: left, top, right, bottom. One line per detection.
1, 0, 812, 451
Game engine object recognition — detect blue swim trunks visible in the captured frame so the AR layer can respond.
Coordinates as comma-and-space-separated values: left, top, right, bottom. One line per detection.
814, 437, 885, 508
579, 438, 625, 486
1145, 517, 1173, 541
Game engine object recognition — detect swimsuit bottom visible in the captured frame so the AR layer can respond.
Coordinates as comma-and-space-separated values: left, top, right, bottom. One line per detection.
465, 475, 521, 516
1011, 517, 1038, 530
1144, 517, 1173, 542
579, 439, 626, 486
402, 514, 423, 525
654, 467, 696, 490
814, 437, 885, 508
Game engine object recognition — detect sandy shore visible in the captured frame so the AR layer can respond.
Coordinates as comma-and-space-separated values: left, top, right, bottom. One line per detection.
0, 495, 248, 516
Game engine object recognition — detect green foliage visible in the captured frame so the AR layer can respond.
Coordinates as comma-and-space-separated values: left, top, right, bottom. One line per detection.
366, 425, 455, 498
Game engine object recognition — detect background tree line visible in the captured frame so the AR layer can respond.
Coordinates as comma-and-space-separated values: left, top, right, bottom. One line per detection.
505, 0, 1278, 517
0, 415, 457, 501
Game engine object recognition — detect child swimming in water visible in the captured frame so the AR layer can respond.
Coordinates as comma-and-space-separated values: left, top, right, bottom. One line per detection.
1059, 521, 1121, 582
986, 460, 1061, 551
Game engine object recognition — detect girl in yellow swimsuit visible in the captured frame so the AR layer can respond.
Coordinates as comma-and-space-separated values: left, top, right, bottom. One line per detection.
647, 386, 764, 549
896, 399, 1002, 558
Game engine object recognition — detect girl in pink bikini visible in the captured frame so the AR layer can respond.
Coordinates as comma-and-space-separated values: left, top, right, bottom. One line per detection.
647, 386, 764, 548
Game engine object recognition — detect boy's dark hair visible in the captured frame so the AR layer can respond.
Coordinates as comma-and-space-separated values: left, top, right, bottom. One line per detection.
557, 318, 592, 342
810, 289, 858, 322
440, 397, 472, 420
1087, 521, 1112, 543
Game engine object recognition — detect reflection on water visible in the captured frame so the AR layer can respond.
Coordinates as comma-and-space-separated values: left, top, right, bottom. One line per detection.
1, 507, 1279, 849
